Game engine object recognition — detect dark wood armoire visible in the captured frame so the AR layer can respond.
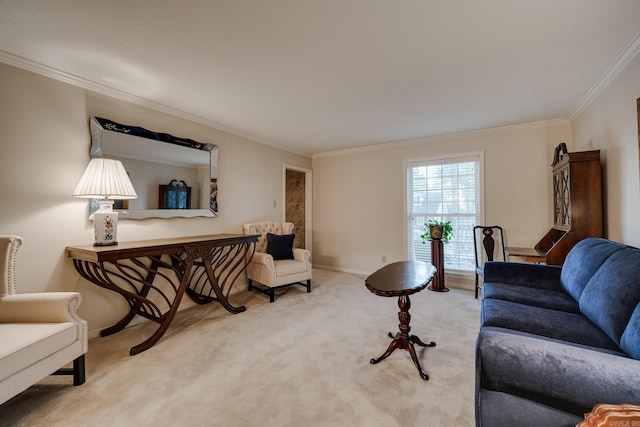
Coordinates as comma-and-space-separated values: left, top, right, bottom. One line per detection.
506, 147, 603, 265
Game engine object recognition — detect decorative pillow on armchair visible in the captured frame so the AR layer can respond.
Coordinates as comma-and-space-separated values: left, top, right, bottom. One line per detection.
266, 233, 295, 260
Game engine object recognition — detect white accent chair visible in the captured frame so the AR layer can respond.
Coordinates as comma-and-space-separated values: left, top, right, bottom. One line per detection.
0, 235, 88, 405
242, 221, 312, 302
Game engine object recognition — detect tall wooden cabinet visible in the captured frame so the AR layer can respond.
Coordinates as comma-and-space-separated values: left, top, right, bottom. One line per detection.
507, 149, 603, 265
158, 180, 191, 209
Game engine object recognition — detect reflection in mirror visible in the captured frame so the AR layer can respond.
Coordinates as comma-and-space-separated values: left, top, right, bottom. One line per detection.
89, 117, 219, 219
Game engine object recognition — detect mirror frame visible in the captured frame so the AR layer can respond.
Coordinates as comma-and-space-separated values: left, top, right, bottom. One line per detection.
89, 116, 218, 219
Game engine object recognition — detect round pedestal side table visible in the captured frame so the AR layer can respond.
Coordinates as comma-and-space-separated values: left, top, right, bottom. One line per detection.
365, 261, 437, 380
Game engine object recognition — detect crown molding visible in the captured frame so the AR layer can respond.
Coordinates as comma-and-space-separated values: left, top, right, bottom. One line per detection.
5, 28, 638, 161
569, 31, 640, 121
316, 31, 640, 160
0, 50, 312, 158
313, 118, 570, 159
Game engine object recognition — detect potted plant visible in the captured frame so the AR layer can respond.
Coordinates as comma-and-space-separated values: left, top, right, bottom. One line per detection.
420, 220, 453, 243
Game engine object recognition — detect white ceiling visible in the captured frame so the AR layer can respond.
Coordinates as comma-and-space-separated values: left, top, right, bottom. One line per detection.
1, 1, 640, 156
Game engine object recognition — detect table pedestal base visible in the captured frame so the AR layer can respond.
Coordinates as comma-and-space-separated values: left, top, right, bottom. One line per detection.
370, 294, 435, 380
429, 239, 449, 292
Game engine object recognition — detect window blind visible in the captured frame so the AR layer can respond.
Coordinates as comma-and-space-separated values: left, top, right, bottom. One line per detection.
406, 154, 481, 272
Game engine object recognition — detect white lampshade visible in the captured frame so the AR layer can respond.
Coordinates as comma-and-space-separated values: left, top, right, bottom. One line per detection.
73, 158, 137, 199
73, 158, 137, 246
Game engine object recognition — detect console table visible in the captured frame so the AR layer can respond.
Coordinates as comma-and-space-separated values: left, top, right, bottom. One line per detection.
66, 234, 258, 355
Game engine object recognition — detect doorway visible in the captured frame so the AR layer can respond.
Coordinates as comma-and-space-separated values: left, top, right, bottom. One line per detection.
284, 166, 312, 252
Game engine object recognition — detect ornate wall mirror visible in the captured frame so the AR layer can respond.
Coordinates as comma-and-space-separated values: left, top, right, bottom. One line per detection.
89, 117, 219, 219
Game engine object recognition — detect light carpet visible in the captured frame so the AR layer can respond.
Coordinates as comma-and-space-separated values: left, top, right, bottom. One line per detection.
0, 268, 481, 426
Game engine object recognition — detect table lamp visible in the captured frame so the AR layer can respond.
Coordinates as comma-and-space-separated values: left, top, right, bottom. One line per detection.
73, 158, 137, 246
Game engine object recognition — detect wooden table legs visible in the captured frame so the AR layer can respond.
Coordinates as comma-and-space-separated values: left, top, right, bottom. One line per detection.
72, 239, 255, 355
370, 294, 436, 380
73, 255, 191, 355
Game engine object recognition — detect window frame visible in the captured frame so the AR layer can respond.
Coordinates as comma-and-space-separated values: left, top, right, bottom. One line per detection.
403, 151, 485, 276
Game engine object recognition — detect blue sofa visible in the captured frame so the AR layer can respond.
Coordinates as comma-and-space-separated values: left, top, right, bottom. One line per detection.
475, 238, 640, 426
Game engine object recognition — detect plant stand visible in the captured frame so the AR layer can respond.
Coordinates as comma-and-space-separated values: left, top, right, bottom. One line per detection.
428, 239, 449, 292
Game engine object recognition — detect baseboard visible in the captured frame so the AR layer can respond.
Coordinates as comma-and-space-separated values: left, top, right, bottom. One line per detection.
313, 264, 370, 276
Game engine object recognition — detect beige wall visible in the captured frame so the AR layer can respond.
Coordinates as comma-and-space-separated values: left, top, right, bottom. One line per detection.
312, 48, 640, 279
312, 122, 571, 279
3, 46, 638, 334
571, 53, 640, 247
0, 63, 311, 334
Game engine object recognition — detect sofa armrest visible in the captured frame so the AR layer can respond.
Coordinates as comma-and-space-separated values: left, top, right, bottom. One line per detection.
0, 292, 84, 324
483, 262, 562, 291
477, 328, 640, 415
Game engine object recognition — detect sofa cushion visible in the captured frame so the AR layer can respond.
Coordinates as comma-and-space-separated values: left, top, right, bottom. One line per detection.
483, 282, 580, 313
579, 246, 640, 346
561, 238, 625, 301
482, 298, 620, 352
266, 233, 295, 260
478, 390, 583, 427
481, 326, 627, 357
621, 305, 640, 359
0, 322, 77, 382
477, 328, 640, 418
484, 262, 562, 291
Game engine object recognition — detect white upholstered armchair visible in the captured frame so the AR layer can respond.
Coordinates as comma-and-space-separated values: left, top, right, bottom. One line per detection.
243, 221, 312, 302
0, 235, 88, 405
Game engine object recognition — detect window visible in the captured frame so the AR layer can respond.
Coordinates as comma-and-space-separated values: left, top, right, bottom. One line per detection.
406, 153, 483, 272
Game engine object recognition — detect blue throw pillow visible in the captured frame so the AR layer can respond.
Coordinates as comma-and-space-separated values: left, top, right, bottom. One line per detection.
266, 233, 295, 260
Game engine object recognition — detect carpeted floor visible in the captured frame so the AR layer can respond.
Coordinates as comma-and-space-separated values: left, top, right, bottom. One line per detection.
0, 268, 481, 427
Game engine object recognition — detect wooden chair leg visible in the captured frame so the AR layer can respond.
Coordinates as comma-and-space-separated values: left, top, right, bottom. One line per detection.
248, 279, 253, 291
269, 288, 275, 303
306, 279, 311, 293
73, 355, 86, 386
53, 355, 86, 386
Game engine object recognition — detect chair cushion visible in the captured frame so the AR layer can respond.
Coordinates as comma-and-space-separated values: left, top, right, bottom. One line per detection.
0, 322, 78, 382
274, 259, 308, 276
266, 233, 295, 260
